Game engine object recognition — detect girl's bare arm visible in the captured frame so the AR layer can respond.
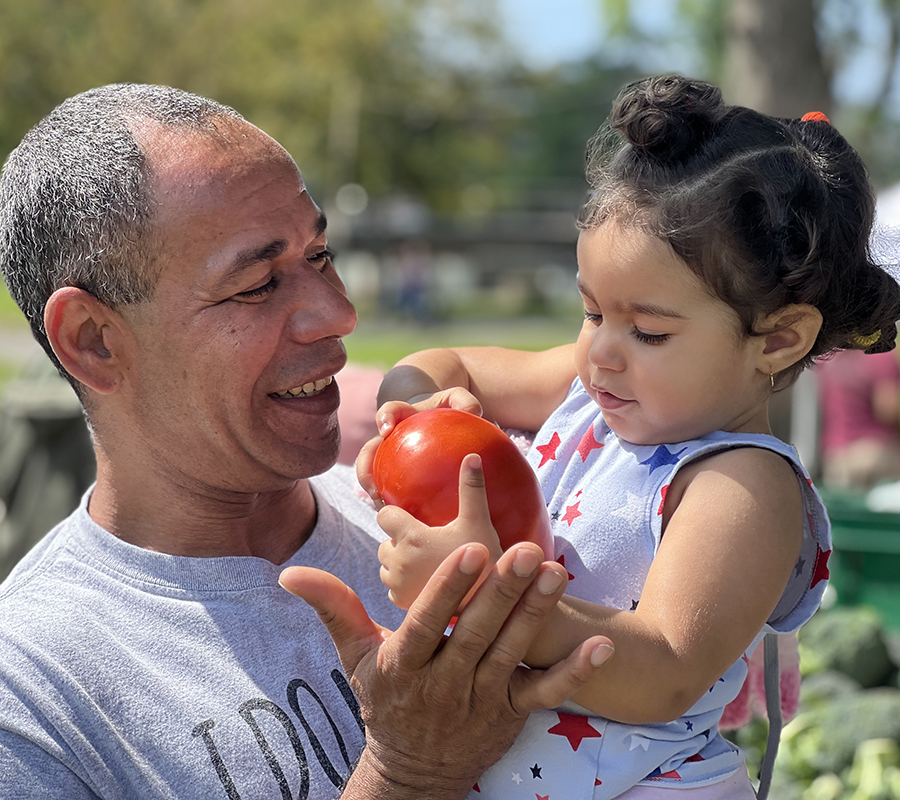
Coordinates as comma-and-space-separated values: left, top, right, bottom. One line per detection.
377, 344, 577, 433
524, 447, 805, 724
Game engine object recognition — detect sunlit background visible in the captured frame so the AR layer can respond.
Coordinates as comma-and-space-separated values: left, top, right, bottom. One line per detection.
4, 3, 900, 795
3, 0, 900, 369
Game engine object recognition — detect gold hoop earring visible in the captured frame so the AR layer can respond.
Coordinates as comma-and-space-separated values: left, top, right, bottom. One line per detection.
769, 373, 775, 389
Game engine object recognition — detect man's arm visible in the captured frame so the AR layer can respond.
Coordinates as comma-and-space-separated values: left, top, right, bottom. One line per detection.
279, 542, 614, 800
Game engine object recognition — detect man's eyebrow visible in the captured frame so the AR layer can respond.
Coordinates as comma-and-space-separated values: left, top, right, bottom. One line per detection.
219, 212, 328, 286
575, 278, 685, 319
231, 240, 288, 273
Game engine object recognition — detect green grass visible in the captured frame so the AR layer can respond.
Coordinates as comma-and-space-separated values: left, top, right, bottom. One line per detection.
344, 316, 580, 370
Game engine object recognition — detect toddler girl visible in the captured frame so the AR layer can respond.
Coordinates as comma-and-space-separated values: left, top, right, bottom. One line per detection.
358, 75, 900, 798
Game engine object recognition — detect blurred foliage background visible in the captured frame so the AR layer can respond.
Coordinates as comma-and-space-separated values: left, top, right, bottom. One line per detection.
2, 0, 900, 210
2, 0, 900, 350
3, 0, 900, 388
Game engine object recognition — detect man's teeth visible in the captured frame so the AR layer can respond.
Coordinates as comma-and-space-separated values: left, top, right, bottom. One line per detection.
273, 376, 333, 398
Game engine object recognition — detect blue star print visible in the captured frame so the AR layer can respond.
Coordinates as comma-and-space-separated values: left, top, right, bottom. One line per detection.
639, 446, 687, 474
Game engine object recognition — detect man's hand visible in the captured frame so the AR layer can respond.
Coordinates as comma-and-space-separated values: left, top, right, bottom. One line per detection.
279, 542, 614, 800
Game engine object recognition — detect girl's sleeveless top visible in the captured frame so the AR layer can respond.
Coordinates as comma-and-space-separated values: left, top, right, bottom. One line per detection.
467, 380, 831, 800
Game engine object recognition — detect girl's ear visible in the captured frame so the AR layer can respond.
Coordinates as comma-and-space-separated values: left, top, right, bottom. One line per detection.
758, 304, 823, 373
43, 287, 132, 395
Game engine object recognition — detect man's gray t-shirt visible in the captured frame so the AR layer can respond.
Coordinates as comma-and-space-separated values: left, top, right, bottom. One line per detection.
0, 464, 404, 799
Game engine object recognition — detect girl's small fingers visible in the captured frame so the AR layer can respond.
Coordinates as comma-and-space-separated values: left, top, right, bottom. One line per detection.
437, 387, 483, 416
355, 437, 384, 505
456, 454, 493, 528
377, 537, 394, 565
376, 504, 420, 542
374, 400, 419, 436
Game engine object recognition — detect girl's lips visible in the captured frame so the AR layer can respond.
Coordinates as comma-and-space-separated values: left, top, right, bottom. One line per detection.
595, 389, 632, 411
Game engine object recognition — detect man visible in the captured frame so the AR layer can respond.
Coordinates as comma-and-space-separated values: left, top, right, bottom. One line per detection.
0, 84, 612, 798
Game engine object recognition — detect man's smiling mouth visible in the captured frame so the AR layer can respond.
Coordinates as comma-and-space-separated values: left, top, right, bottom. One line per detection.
271, 376, 333, 398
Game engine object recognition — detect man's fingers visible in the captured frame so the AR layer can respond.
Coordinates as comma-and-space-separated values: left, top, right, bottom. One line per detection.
278, 566, 387, 675
435, 543, 549, 679
511, 636, 615, 714
386, 544, 489, 670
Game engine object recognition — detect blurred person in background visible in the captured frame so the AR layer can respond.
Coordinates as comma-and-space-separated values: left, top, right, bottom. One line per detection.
815, 346, 900, 490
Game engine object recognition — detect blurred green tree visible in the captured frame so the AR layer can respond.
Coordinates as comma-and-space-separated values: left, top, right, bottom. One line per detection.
0, 0, 532, 209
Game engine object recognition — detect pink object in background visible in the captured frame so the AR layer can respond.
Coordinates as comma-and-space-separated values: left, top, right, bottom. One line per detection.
719, 633, 801, 730
335, 364, 385, 466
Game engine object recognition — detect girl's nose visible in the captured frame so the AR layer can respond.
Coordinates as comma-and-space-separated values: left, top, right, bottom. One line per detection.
588, 326, 624, 371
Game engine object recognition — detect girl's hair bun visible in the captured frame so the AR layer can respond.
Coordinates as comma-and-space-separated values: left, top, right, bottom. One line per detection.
610, 74, 725, 161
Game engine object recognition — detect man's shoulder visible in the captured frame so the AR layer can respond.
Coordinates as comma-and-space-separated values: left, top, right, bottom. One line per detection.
0, 512, 80, 604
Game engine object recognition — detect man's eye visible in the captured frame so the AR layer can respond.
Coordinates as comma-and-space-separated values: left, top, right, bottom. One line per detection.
310, 248, 336, 269
237, 277, 277, 299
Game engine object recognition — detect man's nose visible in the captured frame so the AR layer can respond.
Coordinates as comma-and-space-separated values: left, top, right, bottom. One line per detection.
287, 271, 358, 342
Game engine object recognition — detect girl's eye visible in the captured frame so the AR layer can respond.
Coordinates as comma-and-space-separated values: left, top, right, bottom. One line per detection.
634, 329, 670, 345
310, 248, 336, 270
584, 310, 602, 323
236, 277, 278, 299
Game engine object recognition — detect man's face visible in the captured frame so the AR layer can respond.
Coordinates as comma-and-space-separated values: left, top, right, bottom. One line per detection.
118, 120, 357, 493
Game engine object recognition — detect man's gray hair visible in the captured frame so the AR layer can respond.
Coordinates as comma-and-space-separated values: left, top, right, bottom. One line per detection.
0, 84, 243, 387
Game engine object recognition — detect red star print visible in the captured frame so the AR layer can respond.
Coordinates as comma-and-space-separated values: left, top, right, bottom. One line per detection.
557, 554, 575, 580
536, 795, 549, 800
811, 545, 831, 588
561, 501, 582, 526
536, 432, 561, 467
576, 425, 604, 462
472, 784, 480, 793
657, 484, 669, 516
547, 711, 603, 751
657, 770, 682, 780
595, 779, 602, 786
685, 753, 705, 762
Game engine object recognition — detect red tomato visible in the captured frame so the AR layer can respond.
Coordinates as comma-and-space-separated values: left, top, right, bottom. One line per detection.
372, 408, 555, 559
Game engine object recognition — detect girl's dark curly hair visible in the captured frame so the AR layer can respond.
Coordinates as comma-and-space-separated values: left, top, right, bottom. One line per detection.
578, 74, 900, 389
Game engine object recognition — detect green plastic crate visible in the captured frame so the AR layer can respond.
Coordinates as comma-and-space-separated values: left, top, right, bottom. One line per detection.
820, 488, 900, 631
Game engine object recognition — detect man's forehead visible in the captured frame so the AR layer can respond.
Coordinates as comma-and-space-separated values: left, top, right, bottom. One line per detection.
135, 117, 302, 195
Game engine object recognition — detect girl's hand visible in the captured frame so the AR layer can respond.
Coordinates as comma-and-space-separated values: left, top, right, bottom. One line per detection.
378, 453, 504, 610
356, 386, 483, 507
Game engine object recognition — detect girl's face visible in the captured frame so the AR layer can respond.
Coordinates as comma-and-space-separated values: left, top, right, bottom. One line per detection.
574, 221, 772, 445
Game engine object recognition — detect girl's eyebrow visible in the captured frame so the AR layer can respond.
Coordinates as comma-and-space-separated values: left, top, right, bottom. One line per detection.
576, 278, 685, 320
628, 301, 686, 320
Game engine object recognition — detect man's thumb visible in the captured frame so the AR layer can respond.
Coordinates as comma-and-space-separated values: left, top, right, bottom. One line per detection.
279, 566, 386, 674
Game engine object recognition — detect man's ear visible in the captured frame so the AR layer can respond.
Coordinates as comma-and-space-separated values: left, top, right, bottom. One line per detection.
43, 287, 131, 395
758, 303, 823, 374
